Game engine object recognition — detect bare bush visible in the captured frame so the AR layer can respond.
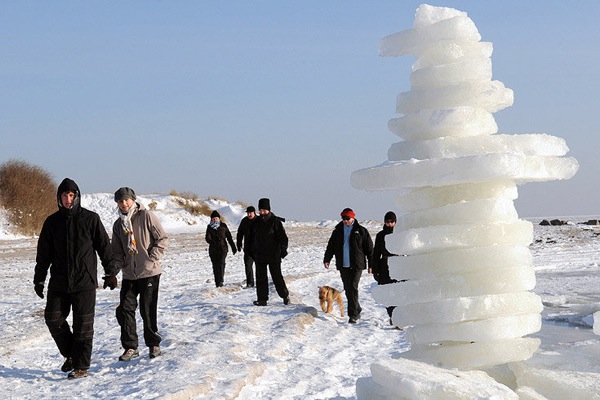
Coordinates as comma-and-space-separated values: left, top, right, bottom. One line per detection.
0, 160, 56, 235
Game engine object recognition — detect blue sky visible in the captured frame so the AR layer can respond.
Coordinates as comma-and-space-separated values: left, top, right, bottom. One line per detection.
2, 1, 598, 221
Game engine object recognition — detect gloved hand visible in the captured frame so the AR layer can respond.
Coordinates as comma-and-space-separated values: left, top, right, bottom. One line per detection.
102, 276, 118, 290
34, 283, 44, 299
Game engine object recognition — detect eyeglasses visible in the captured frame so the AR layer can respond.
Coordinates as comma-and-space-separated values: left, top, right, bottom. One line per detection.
341, 216, 351, 221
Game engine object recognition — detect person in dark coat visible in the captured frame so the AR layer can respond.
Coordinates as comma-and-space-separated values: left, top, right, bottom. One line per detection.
33, 178, 117, 379
249, 198, 290, 306
324, 208, 373, 324
372, 211, 400, 325
205, 210, 236, 287
236, 206, 257, 288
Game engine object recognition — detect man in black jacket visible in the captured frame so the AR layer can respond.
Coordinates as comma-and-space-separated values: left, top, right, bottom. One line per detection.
324, 208, 373, 324
33, 178, 117, 379
236, 206, 257, 288
249, 198, 290, 306
372, 211, 400, 325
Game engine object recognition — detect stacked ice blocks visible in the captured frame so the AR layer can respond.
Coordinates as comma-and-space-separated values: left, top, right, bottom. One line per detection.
351, 4, 578, 370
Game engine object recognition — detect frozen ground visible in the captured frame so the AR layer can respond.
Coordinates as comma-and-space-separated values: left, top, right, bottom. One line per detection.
1, 194, 599, 399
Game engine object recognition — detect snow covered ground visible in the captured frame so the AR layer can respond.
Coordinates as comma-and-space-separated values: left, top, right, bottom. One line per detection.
1, 194, 600, 399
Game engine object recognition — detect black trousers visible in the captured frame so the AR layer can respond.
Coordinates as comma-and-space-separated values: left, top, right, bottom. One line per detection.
339, 268, 363, 319
44, 289, 96, 370
209, 252, 226, 287
116, 275, 162, 350
243, 252, 255, 286
255, 261, 289, 302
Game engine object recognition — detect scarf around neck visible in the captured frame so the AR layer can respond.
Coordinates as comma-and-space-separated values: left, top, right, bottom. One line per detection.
120, 202, 139, 254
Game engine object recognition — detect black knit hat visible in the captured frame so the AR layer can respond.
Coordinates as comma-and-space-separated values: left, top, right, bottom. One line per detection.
384, 211, 397, 223
258, 198, 271, 211
210, 210, 220, 219
246, 206, 256, 213
114, 187, 136, 202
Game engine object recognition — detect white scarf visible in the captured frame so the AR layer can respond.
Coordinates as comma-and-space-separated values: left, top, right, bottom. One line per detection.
120, 202, 138, 254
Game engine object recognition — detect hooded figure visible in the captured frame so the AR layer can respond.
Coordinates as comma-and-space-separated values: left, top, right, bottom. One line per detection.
33, 178, 117, 379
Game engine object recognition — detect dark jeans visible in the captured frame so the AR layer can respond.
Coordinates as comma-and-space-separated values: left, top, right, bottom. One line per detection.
44, 289, 96, 370
243, 252, 255, 286
375, 273, 397, 319
209, 252, 226, 287
339, 268, 363, 319
255, 261, 289, 302
116, 275, 162, 350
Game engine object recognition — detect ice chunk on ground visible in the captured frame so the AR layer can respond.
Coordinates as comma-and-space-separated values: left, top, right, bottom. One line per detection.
388, 107, 498, 140
397, 198, 518, 229
594, 311, 600, 335
391, 292, 543, 325
356, 358, 518, 400
410, 58, 492, 89
372, 266, 536, 307
405, 313, 541, 344
394, 181, 518, 213
403, 338, 541, 369
396, 80, 513, 114
510, 363, 600, 400
389, 245, 532, 280
388, 134, 570, 161
351, 154, 579, 191
386, 220, 533, 255
380, 15, 481, 56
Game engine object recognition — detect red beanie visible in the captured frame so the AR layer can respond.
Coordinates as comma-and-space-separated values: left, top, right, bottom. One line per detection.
340, 208, 355, 219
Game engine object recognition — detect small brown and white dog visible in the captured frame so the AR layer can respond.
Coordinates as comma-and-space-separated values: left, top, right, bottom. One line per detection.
318, 286, 344, 317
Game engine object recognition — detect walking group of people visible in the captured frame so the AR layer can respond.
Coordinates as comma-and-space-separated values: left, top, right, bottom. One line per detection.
34, 179, 168, 379
33, 178, 397, 379
206, 197, 290, 306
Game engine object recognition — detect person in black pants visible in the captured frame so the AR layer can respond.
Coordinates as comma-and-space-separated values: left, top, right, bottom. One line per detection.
236, 206, 257, 288
34, 178, 117, 379
249, 198, 290, 306
372, 211, 401, 326
206, 210, 237, 287
111, 187, 168, 362
324, 208, 373, 324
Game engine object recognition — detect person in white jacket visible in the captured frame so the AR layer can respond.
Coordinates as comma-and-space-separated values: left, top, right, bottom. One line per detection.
110, 187, 168, 362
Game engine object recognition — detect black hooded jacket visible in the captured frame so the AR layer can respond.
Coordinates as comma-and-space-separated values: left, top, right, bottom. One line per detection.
34, 178, 116, 293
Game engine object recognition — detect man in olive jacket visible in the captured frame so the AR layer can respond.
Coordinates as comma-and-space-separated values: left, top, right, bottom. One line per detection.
323, 208, 373, 324
34, 178, 117, 379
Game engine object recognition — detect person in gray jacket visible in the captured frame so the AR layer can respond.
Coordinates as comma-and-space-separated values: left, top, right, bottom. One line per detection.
110, 187, 168, 362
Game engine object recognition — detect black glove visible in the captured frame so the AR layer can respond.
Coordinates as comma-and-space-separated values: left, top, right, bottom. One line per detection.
102, 276, 118, 290
34, 283, 44, 299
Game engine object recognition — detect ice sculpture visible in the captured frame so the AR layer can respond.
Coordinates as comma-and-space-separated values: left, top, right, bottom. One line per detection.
352, 3, 578, 373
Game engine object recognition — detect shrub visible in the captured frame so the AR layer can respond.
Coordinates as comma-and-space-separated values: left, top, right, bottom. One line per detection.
147, 201, 158, 210
0, 160, 56, 235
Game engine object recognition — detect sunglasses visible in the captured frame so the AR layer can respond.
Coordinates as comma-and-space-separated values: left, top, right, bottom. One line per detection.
341, 216, 351, 221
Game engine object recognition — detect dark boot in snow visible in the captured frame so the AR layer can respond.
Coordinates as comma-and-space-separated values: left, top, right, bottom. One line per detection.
61, 357, 73, 372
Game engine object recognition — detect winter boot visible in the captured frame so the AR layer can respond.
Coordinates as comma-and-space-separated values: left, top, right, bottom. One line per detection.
61, 357, 73, 372
67, 369, 88, 379
149, 346, 161, 359
119, 348, 140, 361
